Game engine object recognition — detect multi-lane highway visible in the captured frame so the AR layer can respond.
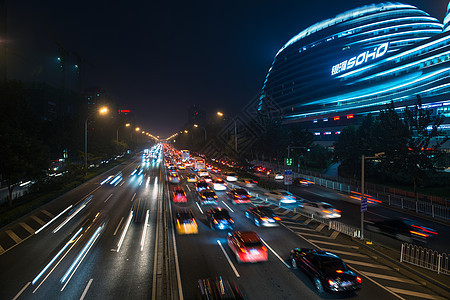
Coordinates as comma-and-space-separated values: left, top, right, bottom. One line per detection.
0, 147, 448, 300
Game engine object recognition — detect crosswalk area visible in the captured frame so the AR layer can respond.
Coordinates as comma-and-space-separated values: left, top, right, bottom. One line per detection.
0, 209, 54, 254
251, 198, 447, 300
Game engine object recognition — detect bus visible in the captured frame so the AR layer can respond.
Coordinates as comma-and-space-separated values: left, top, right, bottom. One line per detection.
194, 157, 205, 171
181, 150, 190, 161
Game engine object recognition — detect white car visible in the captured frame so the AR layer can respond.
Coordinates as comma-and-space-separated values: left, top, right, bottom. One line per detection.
302, 202, 341, 218
198, 169, 209, 177
212, 178, 227, 191
225, 173, 238, 182
274, 172, 284, 180
264, 190, 297, 204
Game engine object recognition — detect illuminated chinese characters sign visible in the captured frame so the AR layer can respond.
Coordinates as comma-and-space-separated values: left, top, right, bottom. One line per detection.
331, 42, 389, 76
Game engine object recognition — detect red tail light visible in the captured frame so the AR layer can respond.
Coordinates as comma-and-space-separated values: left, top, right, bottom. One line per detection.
334, 209, 341, 213
322, 210, 331, 214
273, 216, 281, 221
356, 276, 362, 283
261, 246, 267, 252
239, 247, 246, 253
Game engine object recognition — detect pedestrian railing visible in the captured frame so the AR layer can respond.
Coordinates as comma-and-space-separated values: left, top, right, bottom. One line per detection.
329, 220, 361, 238
400, 243, 449, 275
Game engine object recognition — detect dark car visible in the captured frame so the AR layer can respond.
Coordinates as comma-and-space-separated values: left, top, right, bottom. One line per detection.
226, 188, 251, 204
290, 248, 361, 293
196, 181, 209, 192
366, 217, 438, 242
198, 189, 218, 205
206, 208, 234, 230
245, 206, 280, 227
198, 277, 245, 300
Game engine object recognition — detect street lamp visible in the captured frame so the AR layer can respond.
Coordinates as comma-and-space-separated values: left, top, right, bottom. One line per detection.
217, 111, 237, 152
85, 106, 109, 170
194, 124, 207, 141
360, 152, 385, 240
116, 123, 130, 143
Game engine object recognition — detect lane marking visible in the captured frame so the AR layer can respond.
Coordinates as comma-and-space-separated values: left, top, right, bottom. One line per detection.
119, 180, 125, 186
131, 193, 136, 202
20, 222, 35, 235
322, 249, 367, 258
80, 278, 93, 300
104, 194, 113, 203
12, 282, 30, 300
31, 215, 45, 226
217, 240, 240, 278
220, 201, 234, 213
302, 219, 312, 225
386, 287, 446, 300
35, 205, 72, 235
113, 217, 124, 236
196, 202, 204, 214
260, 238, 290, 268
329, 231, 339, 239
140, 210, 150, 251
361, 271, 419, 284
117, 211, 133, 252
315, 223, 326, 231
6, 230, 22, 243
41, 210, 54, 218
307, 240, 359, 249
186, 185, 191, 192
343, 259, 391, 270
0, 244, 4, 254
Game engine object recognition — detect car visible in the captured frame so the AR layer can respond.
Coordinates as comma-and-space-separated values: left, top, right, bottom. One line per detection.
245, 206, 280, 227
198, 189, 218, 205
177, 163, 186, 170
175, 209, 198, 234
173, 188, 187, 203
198, 169, 209, 177
290, 248, 362, 293
293, 177, 314, 187
225, 172, 238, 182
195, 181, 209, 192
365, 217, 438, 242
212, 178, 227, 191
198, 277, 244, 300
227, 188, 251, 204
168, 173, 180, 184
206, 208, 234, 230
302, 202, 341, 218
211, 167, 221, 173
274, 172, 284, 180
243, 179, 258, 188
227, 231, 268, 263
264, 189, 297, 204
187, 173, 198, 183
203, 175, 213, 183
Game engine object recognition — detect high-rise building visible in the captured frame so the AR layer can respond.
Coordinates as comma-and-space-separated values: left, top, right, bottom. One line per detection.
260, 2, 450, 146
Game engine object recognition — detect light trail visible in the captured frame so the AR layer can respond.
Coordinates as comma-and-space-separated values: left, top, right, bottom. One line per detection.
35, 205, 72, 235
217, 240, 240, 278
117, 210, 133, 252
140, 210, 150, 251
53, 204, 86, 233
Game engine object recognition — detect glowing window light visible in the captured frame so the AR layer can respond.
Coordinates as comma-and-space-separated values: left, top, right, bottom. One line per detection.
323, 118, 328, 122
314, 132, 321, 136
324, 132, 332, 135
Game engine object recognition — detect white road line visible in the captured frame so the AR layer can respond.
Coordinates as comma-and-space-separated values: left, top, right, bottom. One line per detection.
140, 210, 150, 251
221, 201, 234, 213
12, 282, 30, 300
343, 259, 391, 269
35, 205, 73, 234
6, 230, 22, 243
260, 238, 290, 268
217, 240, 240, 278
80, 278, 93, 300
386, 287, 446, 300
117, 211, 133, 252
361, 271, 419, 284
307, 240, 359, 249
20, 222, 35, 235
322, 249, 367, 258
131, 193, 136, 202
119, 180, 125, 186
186, 185, 191, 192
104, 193, 113, 203
113, 217, 124, 236
196, 202, 204, 214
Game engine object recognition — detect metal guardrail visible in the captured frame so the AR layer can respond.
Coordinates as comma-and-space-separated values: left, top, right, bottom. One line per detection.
400, 243, 449, 275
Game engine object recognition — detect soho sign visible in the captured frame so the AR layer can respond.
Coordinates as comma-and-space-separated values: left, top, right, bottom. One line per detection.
331, 42, 389, 76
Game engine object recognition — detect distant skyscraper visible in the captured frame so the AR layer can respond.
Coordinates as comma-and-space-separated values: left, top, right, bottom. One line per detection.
188, 104, 206, 125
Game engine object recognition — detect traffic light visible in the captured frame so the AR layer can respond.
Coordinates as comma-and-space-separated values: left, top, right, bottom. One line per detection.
285, 157, 293, 166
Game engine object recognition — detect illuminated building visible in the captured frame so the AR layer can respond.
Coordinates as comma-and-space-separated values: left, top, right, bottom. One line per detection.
260, 2, 450, 146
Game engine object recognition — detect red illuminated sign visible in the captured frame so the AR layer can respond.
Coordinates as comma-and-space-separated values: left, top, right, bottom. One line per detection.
118, 110, 130, 113
346, 114, 354, 119
334, 116, 340, 121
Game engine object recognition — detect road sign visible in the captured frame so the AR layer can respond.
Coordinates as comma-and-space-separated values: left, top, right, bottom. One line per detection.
361, 196, 367, 212
285, 157, 293, 166
284, 169, 293, 185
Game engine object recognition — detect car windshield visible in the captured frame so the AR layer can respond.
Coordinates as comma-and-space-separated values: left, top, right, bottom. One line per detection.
203, 192, 216, 197
177, 212, 193, 221
235, 189, 247, 195
258, 207, 275, 215
197, 182, 207, 187
322, 204, 333, 209
213, 210, 230, 219
243, 241, 263, 248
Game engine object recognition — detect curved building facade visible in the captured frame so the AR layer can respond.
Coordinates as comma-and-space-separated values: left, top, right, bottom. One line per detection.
260, 2, 450, 144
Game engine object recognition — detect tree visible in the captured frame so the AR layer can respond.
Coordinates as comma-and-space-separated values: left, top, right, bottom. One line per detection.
333, 125, 361, 178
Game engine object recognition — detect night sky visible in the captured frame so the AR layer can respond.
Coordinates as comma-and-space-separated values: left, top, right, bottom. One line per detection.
5, 1, 448, 137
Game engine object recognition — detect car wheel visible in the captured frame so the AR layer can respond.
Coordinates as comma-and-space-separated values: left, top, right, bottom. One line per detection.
313, 277, 324, 293
254, 218, 260, 227
291, 257, 298, 269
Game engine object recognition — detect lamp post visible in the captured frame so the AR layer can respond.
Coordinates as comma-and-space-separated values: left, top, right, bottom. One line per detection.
360, 152, 385, 240
85, 106, 108, 170
116, 123, 130, 143
194, 124, 207, 141
217, 111, 237, 152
